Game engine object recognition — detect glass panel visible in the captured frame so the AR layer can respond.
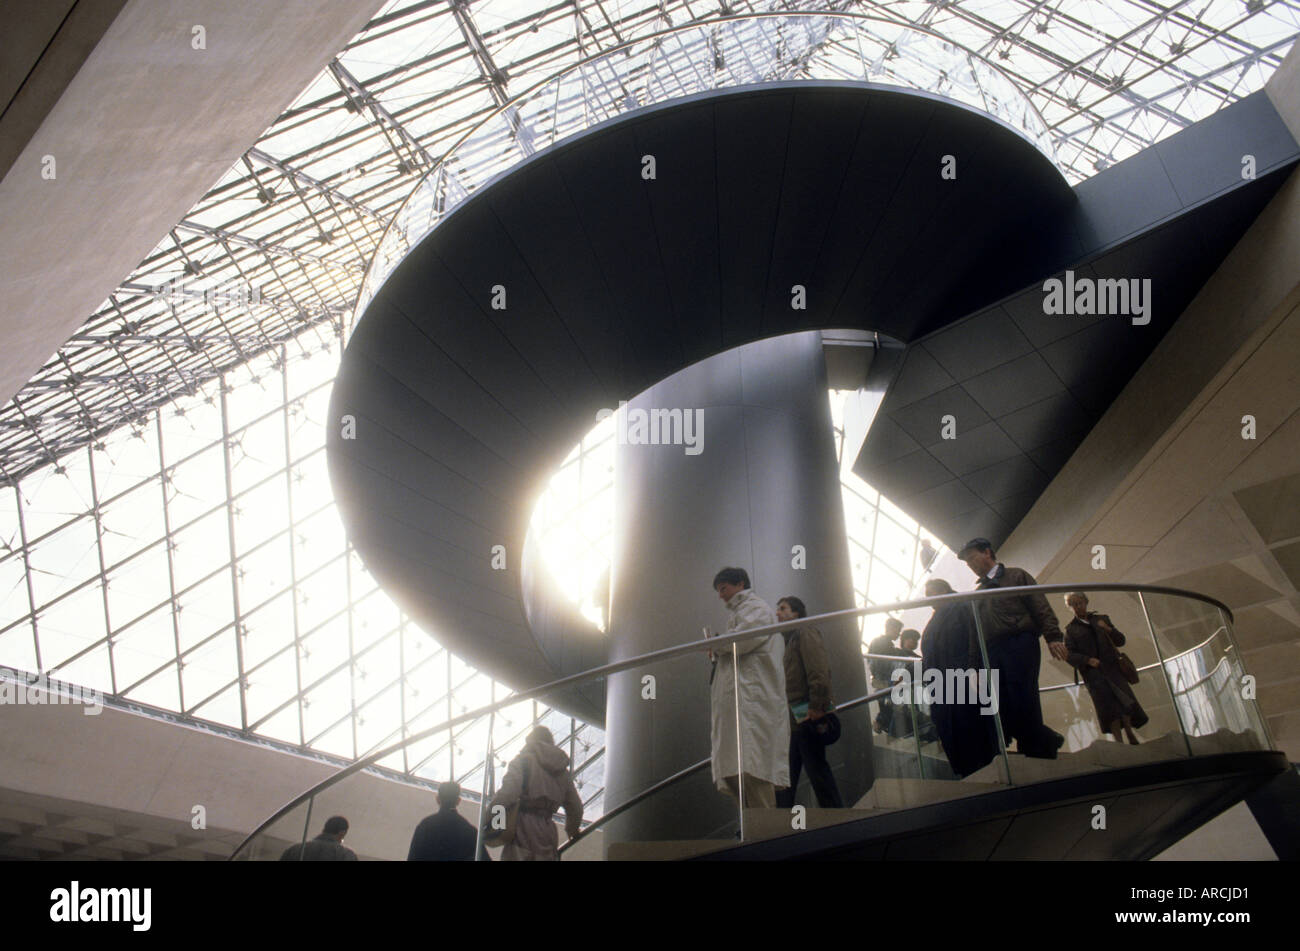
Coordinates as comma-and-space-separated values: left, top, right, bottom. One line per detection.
182, 632, 241, 717
245, 645, 297, 725
177, 572, 235, 653
98, 480, 166, 568
1142, 592, 1269, 755
164, 444, 227, 527
170, 508, 230, 592
37, 583, 107, 673
0, 619, 38, 673
105, 542, 171, 629
125, 661, 181, 712
0, 549, 29, 632
240, 591, 294, 669
25, 516, 98, 608
228, 409, 287, 497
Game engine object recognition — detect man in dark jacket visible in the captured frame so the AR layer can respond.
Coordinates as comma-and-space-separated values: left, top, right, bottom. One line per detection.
408, 781, 482, 861
921, 578, 997, 777
279, 815, 358, 861
774, 596, 843, 809
960, 538, 1067, 759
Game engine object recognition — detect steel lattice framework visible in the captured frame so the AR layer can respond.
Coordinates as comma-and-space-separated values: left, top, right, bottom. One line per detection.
1, 0, 1296, 485
0, 0, 1297, 820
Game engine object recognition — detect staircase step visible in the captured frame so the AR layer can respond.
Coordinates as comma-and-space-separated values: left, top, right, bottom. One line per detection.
607, 839, 737, 861
860, 776, 1006, 809
960, 731, 1201, 785
742, 807, 889, 840
608, 808, 891, 860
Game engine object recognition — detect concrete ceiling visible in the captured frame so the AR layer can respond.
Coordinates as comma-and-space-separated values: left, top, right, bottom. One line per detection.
0, 786, 245, 861
852, 88, 1299, 553
1003, 55, 1300, 758
0, 0, 386, 409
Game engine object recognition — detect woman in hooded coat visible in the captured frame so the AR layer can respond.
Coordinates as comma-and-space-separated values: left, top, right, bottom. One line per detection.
493, 726, 584, 861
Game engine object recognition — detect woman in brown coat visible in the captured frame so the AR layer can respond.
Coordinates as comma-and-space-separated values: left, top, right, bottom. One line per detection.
1063, 593, 1148, 744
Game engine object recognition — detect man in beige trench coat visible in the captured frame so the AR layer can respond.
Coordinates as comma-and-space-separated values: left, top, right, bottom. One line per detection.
709, 567, 791, 809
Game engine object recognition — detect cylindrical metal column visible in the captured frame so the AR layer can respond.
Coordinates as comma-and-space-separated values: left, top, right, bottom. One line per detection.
603, 331, 871, 844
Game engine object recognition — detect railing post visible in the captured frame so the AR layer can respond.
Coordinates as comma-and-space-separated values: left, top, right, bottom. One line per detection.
296, 794, 314, 861
732, 641, 745, 841
1138, 592, 1194, 758
909, 656, 925, 779
475, 710, 495, 861
970, 601, 1013, 784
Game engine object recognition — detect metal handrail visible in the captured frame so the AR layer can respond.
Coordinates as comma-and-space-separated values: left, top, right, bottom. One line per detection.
555, 684, 891, 854
229, 581, 1235, 859
562, 625, 1240, 852
1038, 626, 1229, 693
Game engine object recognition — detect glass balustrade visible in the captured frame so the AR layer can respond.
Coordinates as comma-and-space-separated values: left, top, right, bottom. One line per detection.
231, 583, 1274, 861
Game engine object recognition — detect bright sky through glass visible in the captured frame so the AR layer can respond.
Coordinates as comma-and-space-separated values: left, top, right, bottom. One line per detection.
3, 2, 1295, 488
527, 387, 946, 647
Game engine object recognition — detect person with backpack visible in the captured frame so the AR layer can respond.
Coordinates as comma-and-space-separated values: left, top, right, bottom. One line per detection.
489, 726, 583, 861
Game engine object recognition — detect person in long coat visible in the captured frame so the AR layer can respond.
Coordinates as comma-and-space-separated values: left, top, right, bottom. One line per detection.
492, 726, 583, 861
920, 579, 997, 777
709, 567, 790, 807
1063, 593, 1147, 744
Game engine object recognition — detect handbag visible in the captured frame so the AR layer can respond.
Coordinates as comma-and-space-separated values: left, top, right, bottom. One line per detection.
483, 755, 531, 847
1097, 616, 1140, 685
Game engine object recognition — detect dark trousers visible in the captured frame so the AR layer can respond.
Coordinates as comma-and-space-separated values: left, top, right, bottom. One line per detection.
985, 632, 1062, 758
775, 720, 844, 809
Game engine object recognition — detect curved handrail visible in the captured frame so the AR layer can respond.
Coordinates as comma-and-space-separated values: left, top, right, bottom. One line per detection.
559, 622, 1240, 852
350, 11, 1060, 330
229, 581, 1236, 859
555, 683, 890, 854
1038, 626, 1229, 693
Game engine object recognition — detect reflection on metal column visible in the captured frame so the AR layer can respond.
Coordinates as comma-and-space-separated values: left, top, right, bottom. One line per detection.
603, 331, 871, 844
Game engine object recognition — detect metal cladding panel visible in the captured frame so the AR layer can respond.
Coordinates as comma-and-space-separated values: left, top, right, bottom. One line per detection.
854, 88, 1299, 555
330, 82, 1074, 707
602, 332, 869, 842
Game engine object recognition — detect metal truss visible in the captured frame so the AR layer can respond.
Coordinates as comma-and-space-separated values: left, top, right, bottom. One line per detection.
0, 331, 605, 807
2, 1, 1294, 486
